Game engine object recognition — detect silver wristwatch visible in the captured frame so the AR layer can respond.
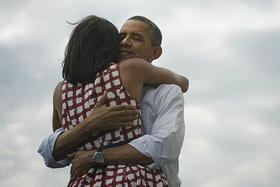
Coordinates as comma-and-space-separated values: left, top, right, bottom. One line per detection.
94, 148, 104, 166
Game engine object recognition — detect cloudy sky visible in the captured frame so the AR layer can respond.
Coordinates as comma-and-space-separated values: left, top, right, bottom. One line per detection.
0, 0, 279, 186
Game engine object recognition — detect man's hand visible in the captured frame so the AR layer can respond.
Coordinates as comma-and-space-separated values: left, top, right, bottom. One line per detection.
68, 150, 95, 184
85, 91, 139, 132
53, 91, 139, 161
67, 146, 153, 184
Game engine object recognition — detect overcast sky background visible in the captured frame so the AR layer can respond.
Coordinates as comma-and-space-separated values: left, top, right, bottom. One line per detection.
0, 0, 279, 186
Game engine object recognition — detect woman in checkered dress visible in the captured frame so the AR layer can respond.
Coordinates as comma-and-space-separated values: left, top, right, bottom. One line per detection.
52, 16, 188, 186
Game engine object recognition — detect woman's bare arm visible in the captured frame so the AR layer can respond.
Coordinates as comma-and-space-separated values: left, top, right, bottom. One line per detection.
121, 58, 189, 93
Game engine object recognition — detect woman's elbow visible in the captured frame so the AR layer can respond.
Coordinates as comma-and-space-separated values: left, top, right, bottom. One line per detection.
181, 77, 189, 93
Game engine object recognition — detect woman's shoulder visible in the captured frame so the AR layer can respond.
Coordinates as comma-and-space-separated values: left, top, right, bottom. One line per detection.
54, 81, 64, 94
119, 58, 149, 71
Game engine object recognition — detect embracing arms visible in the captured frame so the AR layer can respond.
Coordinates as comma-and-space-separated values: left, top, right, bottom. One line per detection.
50, 81, 140, 161
69, 85, 185, 181
120, 58, 189, 94
38, 83, 185, 181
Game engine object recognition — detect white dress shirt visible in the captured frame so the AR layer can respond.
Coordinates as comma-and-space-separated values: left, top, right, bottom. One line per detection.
38, 84, 185, 187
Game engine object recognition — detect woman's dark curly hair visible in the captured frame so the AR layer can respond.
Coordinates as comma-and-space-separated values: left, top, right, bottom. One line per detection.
62, 15, 120, 85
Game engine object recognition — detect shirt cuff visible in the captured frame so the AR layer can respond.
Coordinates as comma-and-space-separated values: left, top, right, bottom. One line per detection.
37, 128, 70, 168
129, 134, 161, 169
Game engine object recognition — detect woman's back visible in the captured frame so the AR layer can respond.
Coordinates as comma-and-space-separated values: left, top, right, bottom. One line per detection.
61, 62, 142, 150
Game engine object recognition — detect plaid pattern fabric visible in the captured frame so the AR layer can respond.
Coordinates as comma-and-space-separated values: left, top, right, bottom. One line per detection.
70, 165, 168, 187
62, 63, 168, 186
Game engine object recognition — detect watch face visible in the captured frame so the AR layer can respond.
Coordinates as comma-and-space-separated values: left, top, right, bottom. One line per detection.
95, 152, 104, 164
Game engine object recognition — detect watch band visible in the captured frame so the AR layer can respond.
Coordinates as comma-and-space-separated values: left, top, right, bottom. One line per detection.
97, 147, 102, 152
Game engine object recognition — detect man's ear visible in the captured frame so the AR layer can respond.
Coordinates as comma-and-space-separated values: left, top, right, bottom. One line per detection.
152, 46, 162, 60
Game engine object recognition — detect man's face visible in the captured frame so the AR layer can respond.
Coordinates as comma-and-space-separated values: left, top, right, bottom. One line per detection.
119, 20, 155, 62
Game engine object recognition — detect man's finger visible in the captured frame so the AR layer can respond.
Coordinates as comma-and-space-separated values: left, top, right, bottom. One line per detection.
105, 121, 134, 130
118, 121, 134, 127
94, 91, 108, 108
67, 152, 77, 159
105, 109, 139, 118
114, 115, 139, 122
109, 105, 137, 111
69, 171, 76, 187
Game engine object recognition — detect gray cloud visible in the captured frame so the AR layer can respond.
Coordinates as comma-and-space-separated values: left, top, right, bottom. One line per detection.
0, 0, 279, 187
176, 22, 280, 187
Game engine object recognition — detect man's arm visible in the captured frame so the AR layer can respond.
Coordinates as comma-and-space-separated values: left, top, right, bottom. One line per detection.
38, 89, 139, 167
38, 127, 70, 168
69, 84, 185, 181
129, 84, 185, 166
107, 84, 185, 166
53, 105, 139, 160
67, 143, 153, 185
68, 142, 153, 183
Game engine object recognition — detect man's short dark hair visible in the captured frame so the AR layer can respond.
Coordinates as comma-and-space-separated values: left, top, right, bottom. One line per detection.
127, 16, 162, 46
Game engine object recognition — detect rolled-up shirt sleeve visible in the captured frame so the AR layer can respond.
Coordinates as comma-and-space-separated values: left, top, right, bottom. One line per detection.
129, 85, 185, 168
37, 127, 71, 168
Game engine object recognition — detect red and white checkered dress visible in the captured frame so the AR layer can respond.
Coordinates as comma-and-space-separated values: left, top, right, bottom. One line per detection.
61, 63, 168, 187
